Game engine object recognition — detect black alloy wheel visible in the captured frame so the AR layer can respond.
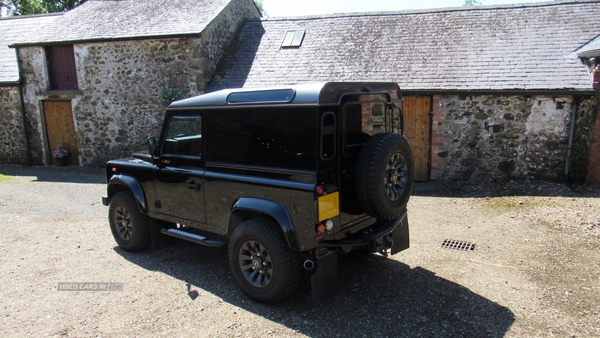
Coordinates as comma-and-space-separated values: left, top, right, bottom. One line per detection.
237, 240, 274, 288
108, 191, 151, 252
228, 218, 301, 304
384, 152, 409, 202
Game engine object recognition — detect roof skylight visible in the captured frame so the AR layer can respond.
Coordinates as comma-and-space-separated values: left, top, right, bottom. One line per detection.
281, 30, 305, 48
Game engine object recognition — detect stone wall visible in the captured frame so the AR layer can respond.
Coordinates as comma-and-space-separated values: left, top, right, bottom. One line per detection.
586, 92, 600, 183
17, 46, 48, 165
570, 97, 598, 180
0, 86, 28, 164
73, 37, 206, 165
431, 94, 596, 183
17, 0, 260, 166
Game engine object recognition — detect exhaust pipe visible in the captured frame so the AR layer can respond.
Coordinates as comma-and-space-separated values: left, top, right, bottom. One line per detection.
303, 259, 315, 270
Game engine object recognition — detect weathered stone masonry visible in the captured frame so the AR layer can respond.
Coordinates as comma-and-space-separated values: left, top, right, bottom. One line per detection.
17, 46, 47, 164
18, 0, 259, 166
430, 94, 597, 183
0, 86, 28, 164
74, 37, 209, 165
586, 92, 600, 183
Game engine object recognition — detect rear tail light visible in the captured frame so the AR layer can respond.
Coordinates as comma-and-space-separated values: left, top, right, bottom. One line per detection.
316, 219, 334, 235
316, 224, 326, 233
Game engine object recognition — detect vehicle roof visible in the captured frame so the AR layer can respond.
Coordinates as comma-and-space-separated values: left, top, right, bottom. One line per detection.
167, 82, 401, 109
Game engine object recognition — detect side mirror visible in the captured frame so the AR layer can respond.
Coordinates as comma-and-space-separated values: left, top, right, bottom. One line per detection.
148, 136, 158, 157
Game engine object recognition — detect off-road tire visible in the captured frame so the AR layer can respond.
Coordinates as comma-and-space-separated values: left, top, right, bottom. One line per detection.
228, 218, 301, 304
108, 191, 151, 252
355, 132, 414, 220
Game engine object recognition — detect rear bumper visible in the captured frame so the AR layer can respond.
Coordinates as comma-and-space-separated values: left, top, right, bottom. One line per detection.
317, 209, 409, 254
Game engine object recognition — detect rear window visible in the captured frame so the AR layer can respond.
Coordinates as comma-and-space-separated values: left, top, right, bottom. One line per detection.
343, 99, 386, 155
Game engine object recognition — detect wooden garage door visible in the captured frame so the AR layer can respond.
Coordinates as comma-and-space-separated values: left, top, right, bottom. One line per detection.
402, 96, 431, 182
43, 101, 78, 165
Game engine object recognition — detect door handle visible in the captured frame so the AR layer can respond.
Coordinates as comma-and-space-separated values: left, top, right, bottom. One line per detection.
188, 181, 201, 190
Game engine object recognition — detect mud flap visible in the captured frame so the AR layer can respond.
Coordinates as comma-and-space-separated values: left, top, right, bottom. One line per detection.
391, 212, 409, 255
149, 219, 179, 250
311, 250, 338, 302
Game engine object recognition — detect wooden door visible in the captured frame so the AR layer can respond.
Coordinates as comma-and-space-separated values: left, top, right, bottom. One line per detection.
402, 96, 431, 182
43, 101, 78, 165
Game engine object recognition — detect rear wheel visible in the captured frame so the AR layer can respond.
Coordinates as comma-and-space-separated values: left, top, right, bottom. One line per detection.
108, 191, 151, 252
228, 219, 301, 304
355, 133, 414, 220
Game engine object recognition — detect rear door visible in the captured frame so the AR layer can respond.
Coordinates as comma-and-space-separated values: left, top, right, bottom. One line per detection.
338, 94, 391, 226
154, 114, 206, 225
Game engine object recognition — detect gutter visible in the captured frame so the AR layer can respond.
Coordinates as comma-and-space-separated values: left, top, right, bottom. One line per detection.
9, 32, 201, 48
15, 48, 32, 166
0, 81, 20, 87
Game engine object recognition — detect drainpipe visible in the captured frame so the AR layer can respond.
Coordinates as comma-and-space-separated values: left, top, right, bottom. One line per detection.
15, 47, 32, 166
564, 96, 579, 179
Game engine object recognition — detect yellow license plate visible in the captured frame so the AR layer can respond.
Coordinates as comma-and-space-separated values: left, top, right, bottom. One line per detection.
318, 192, 339, 221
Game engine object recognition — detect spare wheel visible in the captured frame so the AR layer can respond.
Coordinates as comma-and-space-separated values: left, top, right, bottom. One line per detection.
355, 132, 414, 220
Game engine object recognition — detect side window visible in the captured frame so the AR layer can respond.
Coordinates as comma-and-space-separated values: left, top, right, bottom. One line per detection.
163, 116, 203, 157
205, 108, 316, 170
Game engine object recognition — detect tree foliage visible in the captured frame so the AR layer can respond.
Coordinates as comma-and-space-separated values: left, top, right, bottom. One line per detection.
253, 0, 266, 16
1, 0, 46, 16
463, 0, 482, 5
1, 0, 85, 16
42, 0, 86, 13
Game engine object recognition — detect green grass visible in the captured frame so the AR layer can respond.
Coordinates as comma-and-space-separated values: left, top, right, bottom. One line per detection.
0, 174, 14, 182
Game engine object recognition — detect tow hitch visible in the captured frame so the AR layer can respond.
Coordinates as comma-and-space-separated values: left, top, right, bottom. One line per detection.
375, 234, 394, 257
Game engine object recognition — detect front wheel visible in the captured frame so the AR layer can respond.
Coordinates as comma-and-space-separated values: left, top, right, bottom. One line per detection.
108, 191, 151, 252
228, 219, 301, 304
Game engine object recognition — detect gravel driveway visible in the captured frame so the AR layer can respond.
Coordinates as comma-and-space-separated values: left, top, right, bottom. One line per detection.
0, 165, 598, 337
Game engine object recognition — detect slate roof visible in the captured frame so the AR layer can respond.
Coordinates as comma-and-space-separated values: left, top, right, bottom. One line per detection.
11, 0, 234, 46
0, 13, 61, 83
208, 1, 600, 92
571, 34, 600, 58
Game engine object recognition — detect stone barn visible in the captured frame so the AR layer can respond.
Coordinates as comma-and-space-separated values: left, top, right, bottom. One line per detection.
2, 0, 600, 184
209, 1, 600, 183
8, 0, 259, 166
0, 13, 61, 165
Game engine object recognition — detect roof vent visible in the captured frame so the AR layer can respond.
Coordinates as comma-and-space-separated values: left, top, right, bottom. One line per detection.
281, 30, 305, 48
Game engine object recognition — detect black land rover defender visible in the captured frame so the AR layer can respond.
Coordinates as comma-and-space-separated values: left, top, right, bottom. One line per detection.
102, 82, 414, 303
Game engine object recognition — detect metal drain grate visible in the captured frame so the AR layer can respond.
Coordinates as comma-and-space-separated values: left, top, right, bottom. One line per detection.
441, 239, 476, 251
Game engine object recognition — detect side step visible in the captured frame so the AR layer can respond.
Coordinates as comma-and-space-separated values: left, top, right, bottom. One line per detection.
161, 227, 227, 247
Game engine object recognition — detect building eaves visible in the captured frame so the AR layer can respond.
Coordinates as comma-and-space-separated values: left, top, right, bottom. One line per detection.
570, 34, 600, 58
